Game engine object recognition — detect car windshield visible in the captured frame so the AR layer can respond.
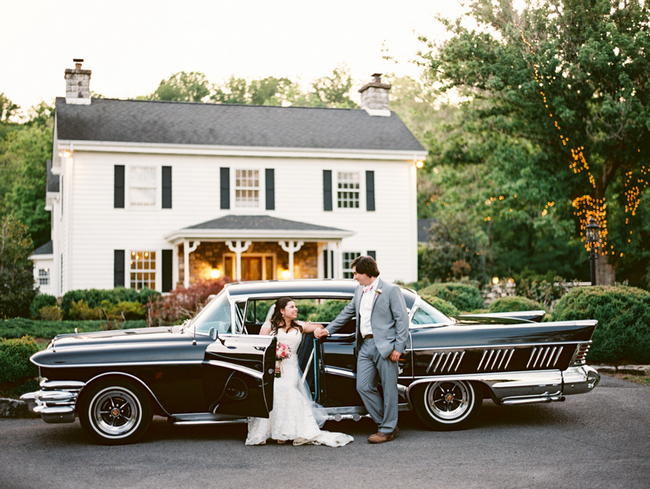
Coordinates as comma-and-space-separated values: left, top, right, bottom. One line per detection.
188, 291, 232, 335
411, 298, 453, 327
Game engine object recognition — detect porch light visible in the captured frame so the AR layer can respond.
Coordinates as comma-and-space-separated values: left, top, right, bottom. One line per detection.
58, 149, 73, 158
279, 269, 290, 280
415, 160, 425, 169
491, 276, 499, 285
209, 268, 221, 279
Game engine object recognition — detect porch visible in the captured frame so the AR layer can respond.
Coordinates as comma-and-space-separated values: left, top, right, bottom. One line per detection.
164, 215, 354, 287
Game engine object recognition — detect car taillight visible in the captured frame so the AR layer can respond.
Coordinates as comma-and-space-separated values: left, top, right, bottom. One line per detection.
571, 343, 591, 366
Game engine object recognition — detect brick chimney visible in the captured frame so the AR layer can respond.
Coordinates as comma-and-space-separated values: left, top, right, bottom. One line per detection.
64, 59, 91, 105
359, 73, 391, 116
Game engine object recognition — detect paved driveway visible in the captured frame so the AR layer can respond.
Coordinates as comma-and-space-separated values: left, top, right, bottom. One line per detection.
1, 375, 648, 489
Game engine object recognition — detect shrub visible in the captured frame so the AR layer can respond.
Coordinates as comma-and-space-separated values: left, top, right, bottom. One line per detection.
30, 294, 57, 318
514, 271, 574, 308
0, 318, 147, 340
0, 336, 40, 384
0, 216, 37, 319
489, 296, 545, 313
68, 300, 103, 320
104, 301, 145, 320
552, 285, 650, 364
419, 282, 484, 312
38, 305, 63, 321
420, 294, 459, 317
306, 300, 348, 322
148, 279, 229, 326
61, 287, 161, 318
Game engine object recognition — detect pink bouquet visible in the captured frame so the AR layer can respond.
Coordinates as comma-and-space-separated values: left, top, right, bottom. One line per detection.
275, 342, 290, 377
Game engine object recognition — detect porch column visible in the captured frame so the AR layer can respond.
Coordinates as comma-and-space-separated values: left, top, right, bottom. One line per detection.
279, 240, 304, 279
226, 240, 251, 281
183, 240, 200, 288
334, 241, 342, 279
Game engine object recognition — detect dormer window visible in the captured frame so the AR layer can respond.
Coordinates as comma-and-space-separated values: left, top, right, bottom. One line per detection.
235, 169, 260, 208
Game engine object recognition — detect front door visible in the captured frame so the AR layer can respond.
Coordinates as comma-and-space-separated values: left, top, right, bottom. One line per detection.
241, 257, 263, 281
203, 334, 277, 417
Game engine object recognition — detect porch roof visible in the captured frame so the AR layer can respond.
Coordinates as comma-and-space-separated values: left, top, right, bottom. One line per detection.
164, 215, 354, 243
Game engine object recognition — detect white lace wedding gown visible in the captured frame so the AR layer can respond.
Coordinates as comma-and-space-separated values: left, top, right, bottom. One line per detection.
245, 328, 353, 446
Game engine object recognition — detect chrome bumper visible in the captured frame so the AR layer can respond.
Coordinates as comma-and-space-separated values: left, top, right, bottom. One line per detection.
562, 365, 600, 395
20, 379, 85, 423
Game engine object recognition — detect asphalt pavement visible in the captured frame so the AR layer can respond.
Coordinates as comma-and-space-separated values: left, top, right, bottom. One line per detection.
1, 375, 648, 489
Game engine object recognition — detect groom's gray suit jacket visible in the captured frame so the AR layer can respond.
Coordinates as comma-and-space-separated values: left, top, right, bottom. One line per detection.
326, 278, 409, 358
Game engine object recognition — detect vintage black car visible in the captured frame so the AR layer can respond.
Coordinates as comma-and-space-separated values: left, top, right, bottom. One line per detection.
22, 280, 600, 444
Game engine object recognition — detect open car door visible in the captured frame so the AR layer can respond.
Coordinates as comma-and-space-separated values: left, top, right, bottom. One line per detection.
203, 334, 277, 418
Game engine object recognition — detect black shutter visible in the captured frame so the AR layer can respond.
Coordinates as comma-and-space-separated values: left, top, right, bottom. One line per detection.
323, 250, 329, 278
366, 170, 375, 211
220, 167, 230, 209
367, 250, 376, 260
114, 165, 125, 208
114, 250, 125, 287
323, 170, 332, 211
162, 166, 172, 209
265, 169, 275, 210
162, 249, 173, 292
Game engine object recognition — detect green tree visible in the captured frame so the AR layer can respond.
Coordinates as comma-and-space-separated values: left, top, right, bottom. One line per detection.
0, 93, 19, 122
0, 215, 36, 318
149, 71, 212, 102
310, 67, 358, 108
420, 0, 650, 285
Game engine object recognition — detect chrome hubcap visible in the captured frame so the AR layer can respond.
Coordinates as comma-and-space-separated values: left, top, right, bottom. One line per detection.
425, 381, 472, 421
91, 388, 141, 438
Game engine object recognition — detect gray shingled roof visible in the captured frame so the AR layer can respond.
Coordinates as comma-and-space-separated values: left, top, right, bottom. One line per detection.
186, 215, 347, 232
32, 240, 53, 255
46, 159, 59, 192
55, 98, 425, 152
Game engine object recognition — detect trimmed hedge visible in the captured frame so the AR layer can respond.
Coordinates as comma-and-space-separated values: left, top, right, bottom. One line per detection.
61, 287, 159, 318
0, 336, 40, 384
552, 285, 650, 364
419, 283, 484, 312
489, 296, 545, 313
420, 294, 460, 317
0, 318, 148, 340
30, 294, 57, 319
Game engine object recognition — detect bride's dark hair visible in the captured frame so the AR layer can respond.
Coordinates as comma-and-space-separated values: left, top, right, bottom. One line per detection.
270, 297, 303, 335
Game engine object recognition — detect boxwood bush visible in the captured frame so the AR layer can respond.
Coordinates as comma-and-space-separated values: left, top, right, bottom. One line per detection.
30, 294, 58, 319
0, 336, 40, 384
0, 318, 148, 340
419, 283, 484, 312
488, 296, 545, 313
552, 285, 650, 364
420, 294, 459, 317
61, 287, 159, 318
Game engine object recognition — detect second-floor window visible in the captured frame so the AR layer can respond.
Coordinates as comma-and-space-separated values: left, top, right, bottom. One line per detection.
337, 171, 360, 208
235, 169, 260, 208
129, 166, 156, 207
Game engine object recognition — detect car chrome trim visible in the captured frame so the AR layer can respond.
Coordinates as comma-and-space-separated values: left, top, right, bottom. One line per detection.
205, 360, 264, 380
324, 366, 356, 378
30, 359, 204, 368
84, 371, 171, 417
411, 340, 586, 352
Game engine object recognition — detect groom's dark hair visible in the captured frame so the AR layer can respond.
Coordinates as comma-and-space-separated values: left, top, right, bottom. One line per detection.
351, 255, 379, 277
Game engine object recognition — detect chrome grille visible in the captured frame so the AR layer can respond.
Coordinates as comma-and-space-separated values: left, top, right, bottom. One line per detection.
426, 351, 465, 374
526, 345, 564, 369
477, 348, 515, 371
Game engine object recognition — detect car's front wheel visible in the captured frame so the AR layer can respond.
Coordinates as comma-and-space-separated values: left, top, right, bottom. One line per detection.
78, 379, 152, 445
411, 380, 481, 430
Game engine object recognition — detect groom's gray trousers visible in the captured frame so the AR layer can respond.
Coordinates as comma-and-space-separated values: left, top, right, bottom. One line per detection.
357, 338, 399, 434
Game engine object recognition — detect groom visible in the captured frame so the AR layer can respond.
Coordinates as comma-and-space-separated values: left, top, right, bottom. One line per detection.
315, 256, 409, 443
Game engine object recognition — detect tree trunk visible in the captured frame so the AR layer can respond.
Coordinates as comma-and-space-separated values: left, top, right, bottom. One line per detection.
596, 253, 616, 285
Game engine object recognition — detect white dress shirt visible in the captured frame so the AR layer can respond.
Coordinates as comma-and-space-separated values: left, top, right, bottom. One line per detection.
359, 278, 378, 338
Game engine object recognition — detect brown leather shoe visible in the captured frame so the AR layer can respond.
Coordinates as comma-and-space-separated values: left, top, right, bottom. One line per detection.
391, 426, 400, 439
367, 431, 395, 444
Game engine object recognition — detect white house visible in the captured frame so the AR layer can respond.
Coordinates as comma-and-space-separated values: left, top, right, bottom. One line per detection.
31, 60, 426, 295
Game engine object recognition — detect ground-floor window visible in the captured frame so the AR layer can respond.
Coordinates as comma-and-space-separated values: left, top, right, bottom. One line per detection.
342, 251, 361, 279
130, 250, 156, 289
38, 268, 49, 286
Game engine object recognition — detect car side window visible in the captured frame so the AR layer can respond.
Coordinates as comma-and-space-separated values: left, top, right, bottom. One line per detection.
411, 299, 452, 327
191, 293, 232, 335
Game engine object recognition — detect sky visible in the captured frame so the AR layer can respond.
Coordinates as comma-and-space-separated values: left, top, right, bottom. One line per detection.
3, 0, 468, 111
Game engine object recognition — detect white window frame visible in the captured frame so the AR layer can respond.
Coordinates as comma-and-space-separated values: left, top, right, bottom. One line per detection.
38, 268, 50, 286
125, 165, 160, 210
128, 250, 158, 290
232, 168, 264, 210
336, 171, 362, 210
342, 251, 361, 279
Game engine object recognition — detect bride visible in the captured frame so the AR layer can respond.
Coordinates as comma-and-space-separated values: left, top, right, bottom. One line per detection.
245, 297, 353, 447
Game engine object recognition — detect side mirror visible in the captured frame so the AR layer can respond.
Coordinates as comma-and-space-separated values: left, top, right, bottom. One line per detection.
209, 327, 218, 341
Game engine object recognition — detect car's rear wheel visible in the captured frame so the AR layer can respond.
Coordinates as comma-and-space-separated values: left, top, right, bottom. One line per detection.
412, 380, 481, 430
78, 379, 152, 445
